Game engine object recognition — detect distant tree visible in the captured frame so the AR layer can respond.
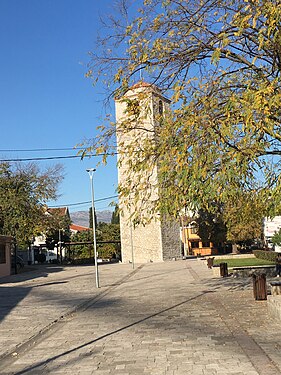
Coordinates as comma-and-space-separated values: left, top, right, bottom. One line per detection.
89, 207, 98, 229
70, 223, 120, 260
111, 205, 120, 224
0, 162, 63, 248
271, 229, 281, 247
196, 208, 227, 245
96, 222, 120, 259
70, 229, 93, 259
223, 193, 265, 243
44, 208, 71, 250
45, 229, 71, 250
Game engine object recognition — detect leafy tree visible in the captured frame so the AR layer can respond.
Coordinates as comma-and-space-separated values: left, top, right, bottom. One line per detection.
82, 0, 281, 239
70, 229, 93, 259
96, 222, 121, 259
70, 223, 120, 260
195, 207, 227, 245
0, 162, 63, 247
223, 193, 265, 243
44, 208, 71, 261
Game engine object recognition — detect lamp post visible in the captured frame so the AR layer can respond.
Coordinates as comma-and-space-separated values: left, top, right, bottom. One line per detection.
128, 193, 135, 269
58, 229, 63, 264
14, 223, 19, 275
86, 168, 100, 288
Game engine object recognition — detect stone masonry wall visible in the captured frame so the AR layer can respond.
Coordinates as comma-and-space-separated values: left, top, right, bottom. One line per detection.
115, 83, 181, 263
161, 219, 182, 260
119, 215, 163, 263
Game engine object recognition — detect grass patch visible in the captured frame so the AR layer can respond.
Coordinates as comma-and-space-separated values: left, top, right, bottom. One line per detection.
213, 257, 275, 268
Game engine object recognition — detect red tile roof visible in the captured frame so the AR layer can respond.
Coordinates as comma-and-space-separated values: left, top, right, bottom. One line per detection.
70, 224, 90, 232
47, 207, 69, 216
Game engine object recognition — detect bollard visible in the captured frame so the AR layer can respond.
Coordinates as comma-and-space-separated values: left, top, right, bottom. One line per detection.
252, 274, 267, 300
207, 257, 214, 269
219, 262, 228, 277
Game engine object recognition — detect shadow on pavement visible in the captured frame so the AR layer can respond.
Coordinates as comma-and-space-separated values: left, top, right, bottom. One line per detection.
0, 265, 65, 323
0, 265, 65, 285
11, 291, 214, 375
199, 275, 253, 291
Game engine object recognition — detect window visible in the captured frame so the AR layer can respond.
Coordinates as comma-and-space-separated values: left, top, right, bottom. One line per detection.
191, 241, 199, 248
202, 242, 210, 248
190, 226, 198, 234
0, 244, 6, 264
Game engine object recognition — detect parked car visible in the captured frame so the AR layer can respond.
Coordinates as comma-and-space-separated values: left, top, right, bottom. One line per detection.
46, 250, 57, 263
11, 255, 25, 268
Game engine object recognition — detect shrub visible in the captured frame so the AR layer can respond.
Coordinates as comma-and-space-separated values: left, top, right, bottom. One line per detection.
253, 250, 278, 262
71, 258, 94, 265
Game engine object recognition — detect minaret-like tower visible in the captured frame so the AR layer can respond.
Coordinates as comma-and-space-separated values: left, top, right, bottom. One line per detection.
115, 82, 181, 263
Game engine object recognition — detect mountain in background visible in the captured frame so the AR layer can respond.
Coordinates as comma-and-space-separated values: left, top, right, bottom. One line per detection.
70, 210, 112, 227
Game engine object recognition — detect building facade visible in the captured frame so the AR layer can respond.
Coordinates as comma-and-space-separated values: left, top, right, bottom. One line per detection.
0, 235, 12, 278
181, 221, 218, 257
264, 216, 281, 252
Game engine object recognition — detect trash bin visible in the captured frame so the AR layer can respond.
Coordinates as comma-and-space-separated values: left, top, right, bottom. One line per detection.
219, 262, 228, 277
252, 274, 267, 300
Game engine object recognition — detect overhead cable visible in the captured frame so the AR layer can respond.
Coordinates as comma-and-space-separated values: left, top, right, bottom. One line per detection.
0, 153, 118, 162
0, 147, 85, 152
48, 195, 118, 208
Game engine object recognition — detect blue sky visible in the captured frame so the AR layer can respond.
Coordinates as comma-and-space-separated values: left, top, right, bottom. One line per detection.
0, 0, 125, 213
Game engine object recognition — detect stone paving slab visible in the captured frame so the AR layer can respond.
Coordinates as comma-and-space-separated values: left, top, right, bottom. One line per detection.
0, 260, 281, 374
0, 263, 135, 360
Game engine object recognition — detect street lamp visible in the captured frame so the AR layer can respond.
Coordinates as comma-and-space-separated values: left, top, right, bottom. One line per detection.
14, 223, 19, 275
86, 168, 100, 288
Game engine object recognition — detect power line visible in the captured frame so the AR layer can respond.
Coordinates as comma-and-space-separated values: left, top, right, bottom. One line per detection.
48, 195, 118, 208
0, 147, 85, 152
0, 155, 85, 162
0, 153, 118, 162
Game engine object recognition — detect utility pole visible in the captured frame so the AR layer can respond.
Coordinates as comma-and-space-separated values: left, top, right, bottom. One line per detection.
130, 220, 135, 269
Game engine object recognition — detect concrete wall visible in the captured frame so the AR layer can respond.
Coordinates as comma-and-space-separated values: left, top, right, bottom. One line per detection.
0, 236, 12, 278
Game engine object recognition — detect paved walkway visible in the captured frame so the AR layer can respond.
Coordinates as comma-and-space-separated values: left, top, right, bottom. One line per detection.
0, 259, 280, 375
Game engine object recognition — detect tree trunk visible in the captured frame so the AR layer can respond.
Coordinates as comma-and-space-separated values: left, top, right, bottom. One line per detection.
232, 243, 239, 254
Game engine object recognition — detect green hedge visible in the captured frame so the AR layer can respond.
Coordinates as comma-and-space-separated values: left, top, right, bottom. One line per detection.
253, 250, 278, 262
71, 257, 94, 265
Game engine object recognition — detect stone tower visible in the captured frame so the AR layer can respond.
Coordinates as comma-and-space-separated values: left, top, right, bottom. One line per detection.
115, 82, 181, 263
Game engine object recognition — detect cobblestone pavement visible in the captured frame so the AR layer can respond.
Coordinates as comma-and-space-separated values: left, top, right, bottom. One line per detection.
0, 259, 280, 375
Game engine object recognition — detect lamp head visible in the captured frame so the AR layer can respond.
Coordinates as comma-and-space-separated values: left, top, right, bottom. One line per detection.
87, 168, 96, 180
